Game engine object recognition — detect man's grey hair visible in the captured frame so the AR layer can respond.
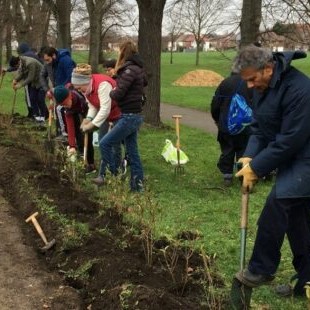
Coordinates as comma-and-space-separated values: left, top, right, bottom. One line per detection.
232, 45, 273, 73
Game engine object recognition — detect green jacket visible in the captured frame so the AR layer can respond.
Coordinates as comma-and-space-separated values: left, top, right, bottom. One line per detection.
15, 56, 43, 89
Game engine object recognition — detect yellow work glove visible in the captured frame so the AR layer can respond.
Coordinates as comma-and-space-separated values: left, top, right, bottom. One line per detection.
237, 157, 252, 167
235, 163, 258, 193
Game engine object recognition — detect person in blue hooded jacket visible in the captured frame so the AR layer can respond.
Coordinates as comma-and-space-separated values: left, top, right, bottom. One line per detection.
40, 47, 76, 141
233, 45, 310, 297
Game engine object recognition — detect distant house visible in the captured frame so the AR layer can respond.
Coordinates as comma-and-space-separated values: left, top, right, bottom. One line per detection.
209, 33, 237, 50
168, 33, 237, 52
72, 36, 89, 51
258, 24, 310, 51
168, 34, 211, 52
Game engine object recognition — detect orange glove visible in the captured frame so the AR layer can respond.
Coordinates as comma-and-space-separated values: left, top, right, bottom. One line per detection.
235, 163, 258, 193
237, 157, 252, 167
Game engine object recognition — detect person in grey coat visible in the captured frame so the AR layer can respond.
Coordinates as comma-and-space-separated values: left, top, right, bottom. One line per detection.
10, 55, 48, 123
234, 45, 310, 297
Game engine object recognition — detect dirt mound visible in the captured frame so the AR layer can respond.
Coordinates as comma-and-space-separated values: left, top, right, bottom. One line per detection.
173, 70, 224, 87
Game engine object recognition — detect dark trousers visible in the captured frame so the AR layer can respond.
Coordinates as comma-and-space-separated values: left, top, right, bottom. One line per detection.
26, 86, 48, 119
216, 127, 250, 175
249, 186, 310, 294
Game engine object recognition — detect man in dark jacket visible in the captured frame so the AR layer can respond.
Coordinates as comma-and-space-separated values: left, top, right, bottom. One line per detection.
211, 73, 252, 186
40, 46, 76, 140
234, 45, 310, 297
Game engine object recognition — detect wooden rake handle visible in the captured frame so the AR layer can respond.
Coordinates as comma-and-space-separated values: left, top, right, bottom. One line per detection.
172, 115, 182, 150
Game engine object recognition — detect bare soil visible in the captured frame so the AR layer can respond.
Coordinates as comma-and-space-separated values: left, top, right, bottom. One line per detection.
173, 70, 224, 87
0, 114, 225, 309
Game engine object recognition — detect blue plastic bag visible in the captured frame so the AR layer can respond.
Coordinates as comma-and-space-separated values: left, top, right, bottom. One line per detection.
227, 93, 252, 135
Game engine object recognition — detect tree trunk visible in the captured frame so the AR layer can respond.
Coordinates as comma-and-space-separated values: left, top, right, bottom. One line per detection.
0, 0, 10, 64
5, 25, 12, 62
85, 0, 107, 73
240, 0, 262, 47
55, 0, 71, 49
195, 41, 200, 66
136, 0, 167, 127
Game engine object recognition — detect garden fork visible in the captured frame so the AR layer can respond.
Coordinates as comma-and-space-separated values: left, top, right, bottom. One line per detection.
172, 114, 184, 175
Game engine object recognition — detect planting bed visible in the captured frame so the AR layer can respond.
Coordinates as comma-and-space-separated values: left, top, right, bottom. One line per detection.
0, 114, 225, 309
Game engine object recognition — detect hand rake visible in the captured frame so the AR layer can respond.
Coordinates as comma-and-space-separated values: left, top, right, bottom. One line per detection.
172, 114, 184, 175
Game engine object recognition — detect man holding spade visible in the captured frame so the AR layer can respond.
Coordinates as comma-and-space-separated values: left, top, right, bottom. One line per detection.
233, 45, 310, 299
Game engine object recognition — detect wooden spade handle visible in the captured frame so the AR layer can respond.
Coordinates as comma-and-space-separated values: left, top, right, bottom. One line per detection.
241, 192, 249, 229
83, 133, 89, 165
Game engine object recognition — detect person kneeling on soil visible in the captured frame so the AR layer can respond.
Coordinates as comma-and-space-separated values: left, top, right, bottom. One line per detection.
53, 85, 96, 174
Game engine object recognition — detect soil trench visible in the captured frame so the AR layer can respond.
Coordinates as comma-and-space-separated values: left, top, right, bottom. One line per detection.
0, 115, 225, 309
0, 190, 82, 309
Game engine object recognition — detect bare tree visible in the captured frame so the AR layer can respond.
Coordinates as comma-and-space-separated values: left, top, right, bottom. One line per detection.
10, 0, 51, 49
43, 0, 72, 48
136, 0, 167, 126
180, 0, 229, 65
164, 1, 184, 64
240, 0, 262, 47
0, 0, 10, 68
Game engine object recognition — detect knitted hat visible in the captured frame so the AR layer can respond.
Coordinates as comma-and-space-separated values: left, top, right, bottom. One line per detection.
17, 43, 30, 55
103, 58, 116, 69
8, 56, 20, 71
71, 72, 91, 85
71, 63, 92, 85
54, 85, 70, 104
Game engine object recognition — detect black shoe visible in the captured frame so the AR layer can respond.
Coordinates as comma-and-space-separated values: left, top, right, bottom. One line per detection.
275, 284, 293, 297
85, 164, 96, 175
92, 176, 104, 186
223, 178, 233, 187
235, 268, 275, 288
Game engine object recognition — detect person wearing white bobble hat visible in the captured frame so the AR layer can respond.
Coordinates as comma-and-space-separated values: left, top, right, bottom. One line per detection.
71, 64, 121, 181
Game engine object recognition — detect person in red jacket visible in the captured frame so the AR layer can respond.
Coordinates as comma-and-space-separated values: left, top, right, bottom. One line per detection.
53, 85, 96, 174
71, 64, 121, 182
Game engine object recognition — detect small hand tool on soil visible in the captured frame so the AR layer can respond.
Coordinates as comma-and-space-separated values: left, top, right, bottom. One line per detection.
230, 191, 252, 309
172, 114, 184, 175
9, 89, 17, 125
25, 212, 56, 252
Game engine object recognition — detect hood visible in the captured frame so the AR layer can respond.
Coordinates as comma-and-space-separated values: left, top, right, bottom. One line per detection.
127, 53, 144, 68
57, 49, 72, 59
273, 50, 307, 74
17, 43, 30, 55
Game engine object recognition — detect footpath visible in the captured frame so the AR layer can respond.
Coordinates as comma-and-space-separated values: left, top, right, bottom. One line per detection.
160, 103, 217, 134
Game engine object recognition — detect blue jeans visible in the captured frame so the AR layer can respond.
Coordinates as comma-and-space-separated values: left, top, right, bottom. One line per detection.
98, 120, 122, 172
99, 113, 144, 191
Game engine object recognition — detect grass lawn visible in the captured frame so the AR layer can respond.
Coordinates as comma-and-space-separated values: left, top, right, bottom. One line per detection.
1, 51, 309, 308
160, 50, 310, 113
